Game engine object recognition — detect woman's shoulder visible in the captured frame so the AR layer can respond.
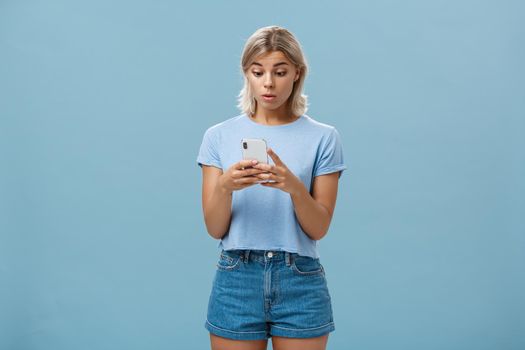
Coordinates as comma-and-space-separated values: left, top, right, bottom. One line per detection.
302, 114, 339, 135
204, 114, 245, 134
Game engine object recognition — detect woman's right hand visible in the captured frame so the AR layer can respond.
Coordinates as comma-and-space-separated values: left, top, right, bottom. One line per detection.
218, 160, 269, 194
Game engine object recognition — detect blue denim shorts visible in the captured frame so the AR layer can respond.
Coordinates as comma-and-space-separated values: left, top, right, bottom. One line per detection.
205, 249, 335, 340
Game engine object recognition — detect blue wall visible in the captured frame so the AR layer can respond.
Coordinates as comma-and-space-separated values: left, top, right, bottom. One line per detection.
1, 1, 524, 349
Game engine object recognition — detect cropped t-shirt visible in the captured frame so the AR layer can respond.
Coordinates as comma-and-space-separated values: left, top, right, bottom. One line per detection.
196, 113, 347, 258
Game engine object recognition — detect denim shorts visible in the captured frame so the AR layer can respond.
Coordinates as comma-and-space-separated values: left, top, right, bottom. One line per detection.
204, 249, 335, 340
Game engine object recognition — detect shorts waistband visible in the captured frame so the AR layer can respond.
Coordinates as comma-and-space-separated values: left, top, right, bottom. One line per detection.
223, 249, 297, 265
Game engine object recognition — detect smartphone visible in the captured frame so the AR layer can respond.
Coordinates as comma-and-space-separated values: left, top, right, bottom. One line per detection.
241, 138, 269, 166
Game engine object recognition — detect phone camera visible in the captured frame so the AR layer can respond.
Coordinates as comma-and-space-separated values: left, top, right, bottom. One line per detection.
243, 142, 247, 149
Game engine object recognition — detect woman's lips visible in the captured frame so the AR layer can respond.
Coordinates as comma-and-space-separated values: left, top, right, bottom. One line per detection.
262, 95, 276, 102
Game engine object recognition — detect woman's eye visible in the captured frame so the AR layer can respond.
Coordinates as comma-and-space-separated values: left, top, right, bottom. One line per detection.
252, 71, 287, 77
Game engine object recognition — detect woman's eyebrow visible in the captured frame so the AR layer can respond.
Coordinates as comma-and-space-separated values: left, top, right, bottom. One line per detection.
251, 62, 289, 67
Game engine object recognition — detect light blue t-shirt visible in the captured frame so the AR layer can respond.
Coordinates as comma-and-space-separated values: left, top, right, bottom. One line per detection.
196, 113, 347, 258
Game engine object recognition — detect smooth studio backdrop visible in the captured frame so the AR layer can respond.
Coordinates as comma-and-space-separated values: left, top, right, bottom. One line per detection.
1, 1, 524, 349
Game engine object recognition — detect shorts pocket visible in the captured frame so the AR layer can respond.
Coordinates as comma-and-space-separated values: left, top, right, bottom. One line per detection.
291, 255, 325, 276
216, 250, 242, 271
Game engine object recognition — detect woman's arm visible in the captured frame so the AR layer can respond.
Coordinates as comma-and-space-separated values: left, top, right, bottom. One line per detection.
290, 172, 340, 241
201, 160, 268, 239
253, 148, 341, 241
201, 165, 232, 239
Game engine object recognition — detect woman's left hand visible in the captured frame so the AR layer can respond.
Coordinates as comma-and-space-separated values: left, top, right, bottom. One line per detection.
252, 148, 304, 196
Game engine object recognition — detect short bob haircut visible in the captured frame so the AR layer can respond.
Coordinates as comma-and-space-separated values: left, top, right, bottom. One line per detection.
237, 25, 309, 117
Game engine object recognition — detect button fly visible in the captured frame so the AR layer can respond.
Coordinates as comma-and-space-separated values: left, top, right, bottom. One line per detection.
267, 252, 273, 258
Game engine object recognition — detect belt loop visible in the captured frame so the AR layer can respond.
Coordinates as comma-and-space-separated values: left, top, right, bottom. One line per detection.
244, 250, 250, 264
285, 252, 290, 267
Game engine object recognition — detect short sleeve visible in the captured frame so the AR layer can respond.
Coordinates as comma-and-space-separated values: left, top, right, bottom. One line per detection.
196, 127, 222, 169
313, 128, 347, 178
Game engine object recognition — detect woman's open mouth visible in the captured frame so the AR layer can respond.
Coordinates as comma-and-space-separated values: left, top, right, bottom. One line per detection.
262, 94, 276, 102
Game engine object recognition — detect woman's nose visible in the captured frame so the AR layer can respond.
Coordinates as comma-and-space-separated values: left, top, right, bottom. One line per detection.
264, 74, 274, 88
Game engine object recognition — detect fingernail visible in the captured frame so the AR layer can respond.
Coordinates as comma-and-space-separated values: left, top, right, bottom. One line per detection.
252, 160, 258, 164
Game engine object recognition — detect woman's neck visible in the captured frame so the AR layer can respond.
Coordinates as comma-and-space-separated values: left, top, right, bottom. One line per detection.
251, 105, 297, 126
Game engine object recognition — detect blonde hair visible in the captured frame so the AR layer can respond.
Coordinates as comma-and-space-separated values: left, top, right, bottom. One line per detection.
236, 25, 309, 117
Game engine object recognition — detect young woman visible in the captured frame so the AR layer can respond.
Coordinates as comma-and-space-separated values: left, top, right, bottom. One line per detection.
197, 25, 347, 350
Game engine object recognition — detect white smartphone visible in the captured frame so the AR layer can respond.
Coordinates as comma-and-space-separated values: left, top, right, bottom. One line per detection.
241, 138, 269, 165
241, 138, 273, 183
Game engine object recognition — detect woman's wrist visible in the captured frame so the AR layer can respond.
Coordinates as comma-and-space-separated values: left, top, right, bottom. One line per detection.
217, 175, 233, 196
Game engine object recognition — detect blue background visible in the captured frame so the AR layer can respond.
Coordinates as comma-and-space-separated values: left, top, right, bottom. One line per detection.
1, 1, 524, 349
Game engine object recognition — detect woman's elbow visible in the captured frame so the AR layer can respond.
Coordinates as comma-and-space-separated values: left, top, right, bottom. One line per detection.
203, 219, 227, 240
207, 229, 225, 240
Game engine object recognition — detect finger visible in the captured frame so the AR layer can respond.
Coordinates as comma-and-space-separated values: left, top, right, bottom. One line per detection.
234, 168, 268, 179
267, 148, 285, 167
252, 163, 278, 174
255, 173, 275, 180
236, 159, 259, 170
234, 176, 263, 185
260, 181, 280, 188
244, 168, 269, 176
255, 173, 280, 182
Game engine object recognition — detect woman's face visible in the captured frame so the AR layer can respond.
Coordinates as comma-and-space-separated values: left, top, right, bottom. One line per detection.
246, 51, 300, 115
